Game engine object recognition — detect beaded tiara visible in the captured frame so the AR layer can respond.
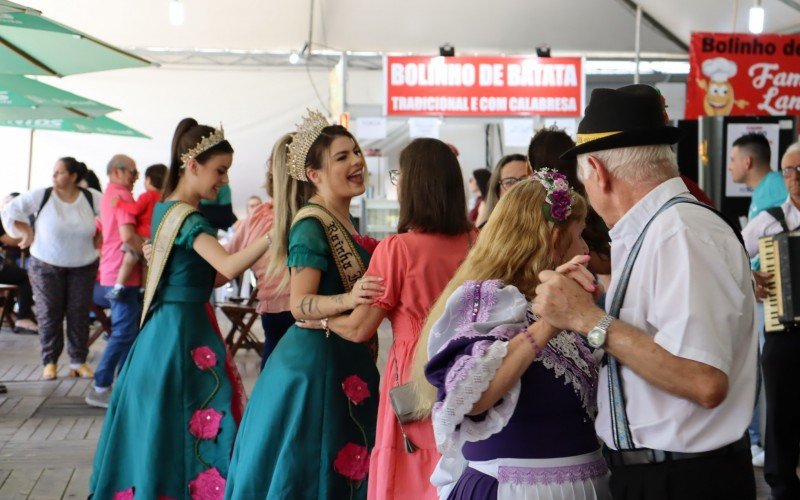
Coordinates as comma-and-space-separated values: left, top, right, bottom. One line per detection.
287, 109, 329, 181
180, 124, 225, 168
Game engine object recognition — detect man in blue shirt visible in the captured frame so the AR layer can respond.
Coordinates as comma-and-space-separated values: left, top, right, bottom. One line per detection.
729, 133, 788, 220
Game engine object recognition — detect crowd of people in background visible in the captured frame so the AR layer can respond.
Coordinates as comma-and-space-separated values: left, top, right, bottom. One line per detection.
0, 83, 797, 500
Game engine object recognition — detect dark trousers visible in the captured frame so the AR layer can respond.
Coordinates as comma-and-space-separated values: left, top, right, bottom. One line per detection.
259, 311, 295, 370
94, 286, 141, 388
763, 330, 800, 500
28, 257, 98, 365
0, 260, 34, 319
609, 448, 755, 500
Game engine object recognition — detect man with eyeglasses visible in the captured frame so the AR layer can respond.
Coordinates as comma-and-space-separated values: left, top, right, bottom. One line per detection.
741, 142, 800, 500
86, 154, 143, 408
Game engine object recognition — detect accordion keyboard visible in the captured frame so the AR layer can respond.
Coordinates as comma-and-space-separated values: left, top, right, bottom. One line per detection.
759, 236, 785, 332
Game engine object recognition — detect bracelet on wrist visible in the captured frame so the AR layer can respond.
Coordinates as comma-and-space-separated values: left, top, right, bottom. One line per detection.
321, 317, 330, 338
523, 328, 543, 358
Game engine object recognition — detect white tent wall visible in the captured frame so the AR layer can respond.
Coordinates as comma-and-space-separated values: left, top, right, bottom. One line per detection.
0, 66, 333, 216
0, 66, 689, 214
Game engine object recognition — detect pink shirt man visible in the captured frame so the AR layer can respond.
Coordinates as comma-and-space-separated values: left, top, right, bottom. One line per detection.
99, 182, 141, 287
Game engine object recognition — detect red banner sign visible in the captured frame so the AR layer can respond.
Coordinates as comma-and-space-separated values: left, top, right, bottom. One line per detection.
385, 56, 584, 117
687, 32, 800, 119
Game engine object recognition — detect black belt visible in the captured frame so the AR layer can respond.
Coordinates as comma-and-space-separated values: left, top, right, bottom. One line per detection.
603, 434, 749, 467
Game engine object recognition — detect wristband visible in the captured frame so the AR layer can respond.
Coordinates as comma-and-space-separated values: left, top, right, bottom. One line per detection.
523, 328, 543, 358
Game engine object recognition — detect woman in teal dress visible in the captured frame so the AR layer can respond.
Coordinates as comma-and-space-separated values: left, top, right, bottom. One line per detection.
226, 112, 383, 499
90, 118, 272, 499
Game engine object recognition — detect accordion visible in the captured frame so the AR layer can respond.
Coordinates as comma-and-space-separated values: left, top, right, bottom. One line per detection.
759, 232, 800, 332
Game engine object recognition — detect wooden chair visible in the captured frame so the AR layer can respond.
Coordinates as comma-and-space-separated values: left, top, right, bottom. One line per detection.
0, 284, 19, 331
218, 284, 263, 358
88, 282, 112, 346
88, 303, 111, 346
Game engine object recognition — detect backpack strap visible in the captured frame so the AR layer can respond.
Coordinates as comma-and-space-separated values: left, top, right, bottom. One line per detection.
765, 206, 790, 233
37, 187, 53, 214
79, 188, 94, 212
33, 187, 94, 229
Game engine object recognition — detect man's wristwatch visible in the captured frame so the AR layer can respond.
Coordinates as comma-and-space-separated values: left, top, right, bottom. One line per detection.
587, 314, 614, 348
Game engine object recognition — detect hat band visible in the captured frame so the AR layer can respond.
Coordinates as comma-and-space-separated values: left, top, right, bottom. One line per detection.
575, 131, 622, 145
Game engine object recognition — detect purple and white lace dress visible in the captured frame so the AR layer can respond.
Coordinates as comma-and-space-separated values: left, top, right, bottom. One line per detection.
425, 280, 609, 500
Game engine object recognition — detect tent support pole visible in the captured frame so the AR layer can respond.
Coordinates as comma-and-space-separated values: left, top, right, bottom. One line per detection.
27, 129, 34, 190
634, 4, 642, 84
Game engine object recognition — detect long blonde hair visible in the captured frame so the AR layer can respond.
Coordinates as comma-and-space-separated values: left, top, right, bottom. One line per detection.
265, 133, 313, 291
408, 179, 587, 419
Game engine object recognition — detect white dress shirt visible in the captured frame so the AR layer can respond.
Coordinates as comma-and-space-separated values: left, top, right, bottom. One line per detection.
742, 198, 800, 258
2, 188, 102, 268
596, 177, 758, 452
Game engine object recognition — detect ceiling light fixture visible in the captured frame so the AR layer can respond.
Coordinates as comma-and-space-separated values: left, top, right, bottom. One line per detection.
749, 0, 764, 34
169, 0, 185, 27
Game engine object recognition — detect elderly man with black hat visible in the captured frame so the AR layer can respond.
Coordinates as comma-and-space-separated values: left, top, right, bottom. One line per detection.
532, 84, 758, 500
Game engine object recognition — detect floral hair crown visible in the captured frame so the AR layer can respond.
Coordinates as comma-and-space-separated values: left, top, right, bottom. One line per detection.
532, 168, 575, 224
180, 124, 225, 169
287, 109, 329, 182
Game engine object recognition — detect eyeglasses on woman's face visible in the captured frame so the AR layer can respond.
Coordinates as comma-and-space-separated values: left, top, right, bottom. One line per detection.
389, 169, 400, 186
782, 165, 800, 177
499, 175, 530, 190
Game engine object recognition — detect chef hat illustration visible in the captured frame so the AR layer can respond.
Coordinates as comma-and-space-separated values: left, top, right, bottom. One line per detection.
702, 57, 738, 82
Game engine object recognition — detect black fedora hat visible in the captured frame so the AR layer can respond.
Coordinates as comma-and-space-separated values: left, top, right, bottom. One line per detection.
561, 84, 683, 159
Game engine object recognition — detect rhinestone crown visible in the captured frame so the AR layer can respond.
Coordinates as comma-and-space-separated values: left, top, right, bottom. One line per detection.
287, 109, 329, 181
180, 124, 225, 168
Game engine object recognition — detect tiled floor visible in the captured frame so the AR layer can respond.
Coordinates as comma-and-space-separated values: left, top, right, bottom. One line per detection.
0, 318, 774, 499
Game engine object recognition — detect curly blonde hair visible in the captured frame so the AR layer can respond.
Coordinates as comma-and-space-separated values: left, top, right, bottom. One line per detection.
408, 178, 587, 419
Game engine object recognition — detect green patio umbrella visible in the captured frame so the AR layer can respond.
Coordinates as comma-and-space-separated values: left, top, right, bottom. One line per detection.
0, 115, 149, 138
0, 1, 152, 76
0, 1, 38, 15
0, 74, 117, 119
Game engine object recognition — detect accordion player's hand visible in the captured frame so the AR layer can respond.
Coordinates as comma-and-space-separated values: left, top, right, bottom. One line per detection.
753, 270, 773, 301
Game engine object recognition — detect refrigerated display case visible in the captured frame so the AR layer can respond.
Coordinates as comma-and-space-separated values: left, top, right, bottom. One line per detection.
356, 198, 400, 239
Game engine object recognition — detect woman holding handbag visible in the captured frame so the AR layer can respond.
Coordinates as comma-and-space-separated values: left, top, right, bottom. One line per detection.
324, 138, 475, 499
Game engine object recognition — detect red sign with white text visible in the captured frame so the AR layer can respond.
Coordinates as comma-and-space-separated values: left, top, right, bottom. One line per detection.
385, 56, 584, 117
687, 32, 800, 119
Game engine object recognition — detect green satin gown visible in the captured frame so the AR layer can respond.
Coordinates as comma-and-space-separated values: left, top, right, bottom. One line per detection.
90, 202, 245, 499
225, 216, 380, 499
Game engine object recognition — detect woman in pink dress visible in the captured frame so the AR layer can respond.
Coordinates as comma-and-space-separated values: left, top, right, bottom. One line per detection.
326, 138, 475, 499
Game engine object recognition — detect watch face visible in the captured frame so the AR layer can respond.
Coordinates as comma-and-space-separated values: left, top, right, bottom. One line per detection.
587, 328, 605, 348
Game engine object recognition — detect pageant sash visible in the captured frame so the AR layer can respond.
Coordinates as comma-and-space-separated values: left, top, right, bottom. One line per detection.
292, 204, 379, 358
607, 196, 744, 450
140, 202, 198, 327
292, 204, 367, 293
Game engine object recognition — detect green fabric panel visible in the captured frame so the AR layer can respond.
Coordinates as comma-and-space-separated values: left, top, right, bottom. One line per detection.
0, 14, 150, 76
0, 116, 149, 138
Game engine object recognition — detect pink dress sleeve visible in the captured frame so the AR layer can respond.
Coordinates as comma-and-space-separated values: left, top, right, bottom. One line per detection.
365, 234, 408, 311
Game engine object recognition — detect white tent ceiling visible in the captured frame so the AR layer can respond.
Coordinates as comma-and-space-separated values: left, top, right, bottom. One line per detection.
19, 0, 800, 57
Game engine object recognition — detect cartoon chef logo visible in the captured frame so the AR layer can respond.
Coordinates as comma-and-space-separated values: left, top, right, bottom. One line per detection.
697, 57, 749, 116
